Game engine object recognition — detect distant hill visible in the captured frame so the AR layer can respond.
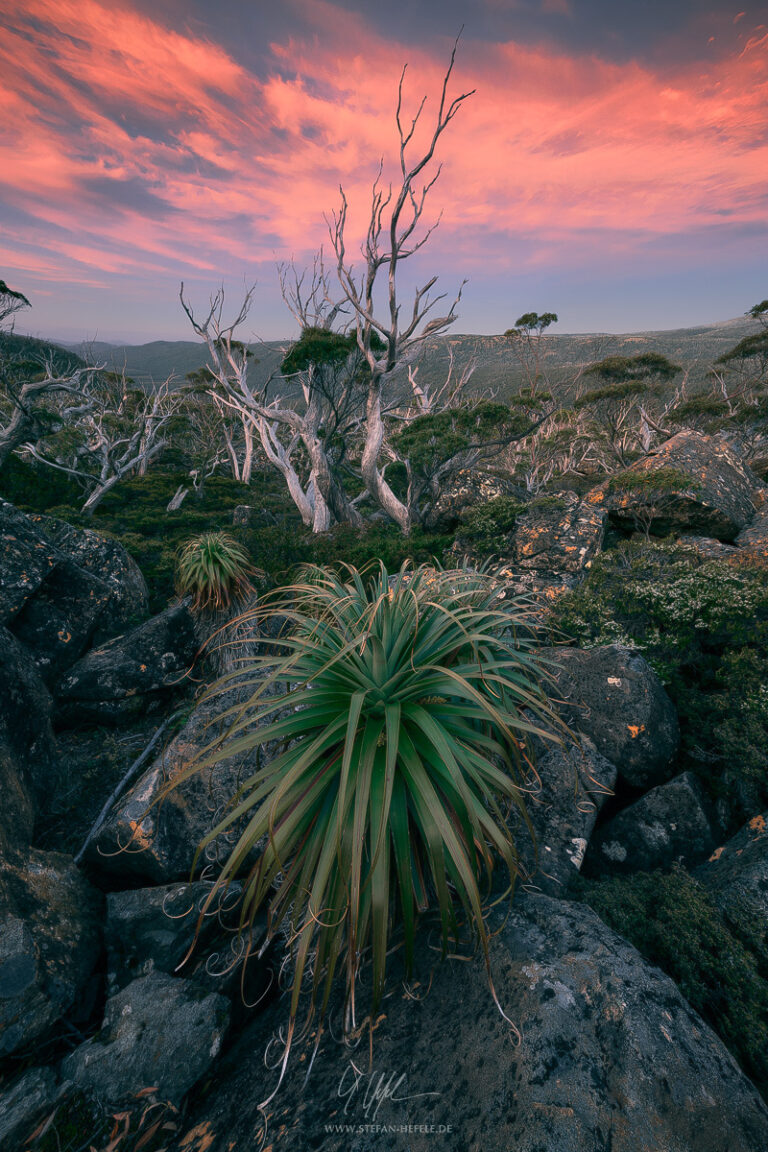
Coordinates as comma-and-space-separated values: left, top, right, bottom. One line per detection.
0, 331, 87, 376
57, 339, 287, 387
45, 315, 762, 397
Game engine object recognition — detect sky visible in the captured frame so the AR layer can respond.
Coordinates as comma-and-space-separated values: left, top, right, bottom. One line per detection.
1, 0, 767, 344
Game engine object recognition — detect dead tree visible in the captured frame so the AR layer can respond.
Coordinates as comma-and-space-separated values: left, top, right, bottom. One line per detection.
24, 373, 183, 513
327, 37, 475, 532
181, 263, 369, 532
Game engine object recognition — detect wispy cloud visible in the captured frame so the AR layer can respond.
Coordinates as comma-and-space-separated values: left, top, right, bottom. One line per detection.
1, 0, 766, 327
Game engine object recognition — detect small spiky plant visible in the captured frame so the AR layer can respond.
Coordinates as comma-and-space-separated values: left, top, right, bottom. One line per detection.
164, 561, 561, 1094
176, 531, 256, 612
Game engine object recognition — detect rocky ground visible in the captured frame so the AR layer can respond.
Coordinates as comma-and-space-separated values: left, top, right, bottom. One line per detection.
2, 429, 768, 1151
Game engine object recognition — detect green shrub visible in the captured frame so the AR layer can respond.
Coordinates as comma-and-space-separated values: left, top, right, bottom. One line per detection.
163, 562, 560, 1079
455, 495, 526, 554
575, 867, 768, 1100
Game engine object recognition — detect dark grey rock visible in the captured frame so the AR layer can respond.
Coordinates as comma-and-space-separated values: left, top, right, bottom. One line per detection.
62, 971, 230, 1106
1, 504, 150, 679
106, 881, 244, 987
514, 738, 618, 894
55, 601, 197, 725
171, 895, 768, 1151
542, 644, 680, 788
0, 850, 102, 1057
10, 556, 113, 684
86, 688, 270, 884
513, 491, 607, 574
0, 500, 57, 623
0, 1066, 70, 1149
589, 771, 714, 874
0, 628, 59, 853
696, 812, 768, 926
588, 430, 762, 541
32, 514, 150, 640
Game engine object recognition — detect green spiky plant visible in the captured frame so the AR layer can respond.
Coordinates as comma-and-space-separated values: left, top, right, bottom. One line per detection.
175, 531, 262, 673
175, 531, 256, 611
164, 560, 561, 1092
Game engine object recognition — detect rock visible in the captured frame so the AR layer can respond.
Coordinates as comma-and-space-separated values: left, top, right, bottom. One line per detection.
542, 644, 679, 788
588, 771, 714, 874
0, 1066, 69, 1150
0, 850, 102, 1058
55, 601, 197, 725
105, 880, 271, 1012
0, 627, 59, 852
62, 971, 230, 1106
1, 504, 149, 681
86, 688, 268, 884
425, 470, 519, 531
172, 895, 768, 1151
678, 535, 739, 560
32, 514, 150, 640
491, 566, 576, 608
736, 506, 768, 559
513, 491, 606, 574
696, 812, 768, 927
0, 500, 58, 622
106, 880, 245, 987
513, 738, 617, 894
10, 556, 113, 684
586, 430, 762, 541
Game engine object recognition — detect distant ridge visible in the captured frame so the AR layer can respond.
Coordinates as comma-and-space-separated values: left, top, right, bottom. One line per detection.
41, 314, 761, 394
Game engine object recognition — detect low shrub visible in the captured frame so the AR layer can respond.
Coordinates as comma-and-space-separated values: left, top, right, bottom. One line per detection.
454, 495, 526, 554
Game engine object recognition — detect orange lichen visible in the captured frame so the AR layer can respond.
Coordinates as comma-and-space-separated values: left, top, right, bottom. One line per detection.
627, 724, 645, 738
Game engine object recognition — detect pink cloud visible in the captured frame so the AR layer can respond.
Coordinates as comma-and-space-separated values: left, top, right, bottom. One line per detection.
1, 0, 766, 301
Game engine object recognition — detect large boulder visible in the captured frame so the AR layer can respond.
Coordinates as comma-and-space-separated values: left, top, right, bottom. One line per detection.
588, 770, 715, 874
696, 812, 768, 928
511, 737, 617, 894
55, 601, 197, 725
62, 971, 230, 1106
513, 491, 607, 574
0, 627, 59, 853
0, 850, 102, 1058
31, 514, 149, 640
586, 430, 762, 541
1, 503, 150, 682
85, 687, 269, 884
542, 644, 680, 788
0, 500, 58, 622
171, 895, 768, 1151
